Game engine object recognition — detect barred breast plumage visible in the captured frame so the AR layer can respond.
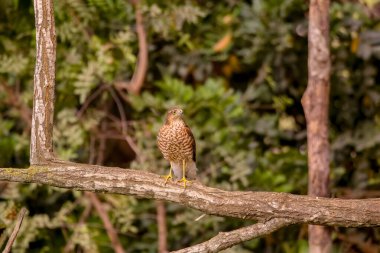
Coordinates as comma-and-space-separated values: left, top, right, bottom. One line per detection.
157, 108, 197, 182
158, 120, 195, 162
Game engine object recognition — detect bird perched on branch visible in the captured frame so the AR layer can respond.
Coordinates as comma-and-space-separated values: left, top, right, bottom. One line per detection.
157, 108, 197, 187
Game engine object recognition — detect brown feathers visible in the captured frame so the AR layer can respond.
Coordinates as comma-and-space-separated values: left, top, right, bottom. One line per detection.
157, 108, 196, 163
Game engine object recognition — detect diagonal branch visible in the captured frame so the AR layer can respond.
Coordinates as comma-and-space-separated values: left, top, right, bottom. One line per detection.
86, 192, 126, 253
3, 207, 28, 253
171, 218, 293, 253
63, 201, 92, 253
0, 165, 380, 227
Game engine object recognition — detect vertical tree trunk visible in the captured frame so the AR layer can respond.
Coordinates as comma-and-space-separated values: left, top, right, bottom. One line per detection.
302, 0, 331, 252
156, 200, 168, 253
30, 0, 56, 165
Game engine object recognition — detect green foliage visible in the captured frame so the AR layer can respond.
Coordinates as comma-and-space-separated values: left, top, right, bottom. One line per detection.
1, 0, 380, 251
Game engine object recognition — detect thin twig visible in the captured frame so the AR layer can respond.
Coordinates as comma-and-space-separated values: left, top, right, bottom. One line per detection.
156, 201, 168, 253
86, 122, 126, 253
96, 122, 107, 165
107, 87, 128, 135
3, 207, 28, 253
87, 192, 126, 253
171, 218, 293, 253
77, 84, 109, 118
63, 202, 93, 253
108, 87, 141, 160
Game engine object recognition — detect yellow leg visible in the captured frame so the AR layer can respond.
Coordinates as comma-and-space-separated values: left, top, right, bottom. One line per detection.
179, 160, 190, 188
163, 163, 173, 184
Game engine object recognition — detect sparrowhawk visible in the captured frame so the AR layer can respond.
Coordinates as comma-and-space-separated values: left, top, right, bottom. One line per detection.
157, 108, 197, 187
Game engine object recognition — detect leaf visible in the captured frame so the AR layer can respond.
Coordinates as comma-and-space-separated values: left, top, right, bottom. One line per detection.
213, 32, 232, 52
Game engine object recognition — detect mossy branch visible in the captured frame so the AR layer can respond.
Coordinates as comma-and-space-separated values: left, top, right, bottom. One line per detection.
1, 164, 380, 228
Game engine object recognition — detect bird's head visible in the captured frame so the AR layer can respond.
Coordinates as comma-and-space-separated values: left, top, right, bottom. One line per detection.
165, 108, 184, 124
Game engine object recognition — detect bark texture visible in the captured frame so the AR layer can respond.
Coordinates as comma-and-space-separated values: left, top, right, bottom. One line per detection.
172, 218, 293, 253
303, 0, 331, 252
157, 200, 168, 253
31, 0, 57, 164
3, 208, 27, 253
0, 165, 380, 227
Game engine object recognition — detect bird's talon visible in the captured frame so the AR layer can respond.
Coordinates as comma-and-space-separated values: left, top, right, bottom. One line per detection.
179, 177, 190, 188
163, 174, 173, 184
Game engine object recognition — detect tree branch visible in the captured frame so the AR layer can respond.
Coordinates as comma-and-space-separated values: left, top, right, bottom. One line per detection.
0, 165, 380, 227
31, 0, 57, 164
303, 0, 332, 251
86, 192, 126, 253
128, 2, 148, 95
156, 200, 168, 253
3, 208, 28, 253
116, 0, 148, 95
63, 201, 92, 253
171, 218, 293, 253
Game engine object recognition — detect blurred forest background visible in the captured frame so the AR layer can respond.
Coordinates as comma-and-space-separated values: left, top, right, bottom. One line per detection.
1, 0, 380, 252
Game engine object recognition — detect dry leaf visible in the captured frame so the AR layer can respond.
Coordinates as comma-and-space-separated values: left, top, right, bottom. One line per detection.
213, 32, 232, 52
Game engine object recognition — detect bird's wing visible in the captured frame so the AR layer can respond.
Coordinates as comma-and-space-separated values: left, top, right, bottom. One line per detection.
157, 125, 167, 155
184, 125, 196, 162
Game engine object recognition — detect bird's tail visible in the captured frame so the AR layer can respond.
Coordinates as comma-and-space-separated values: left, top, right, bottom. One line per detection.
186, 160, 197, 180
